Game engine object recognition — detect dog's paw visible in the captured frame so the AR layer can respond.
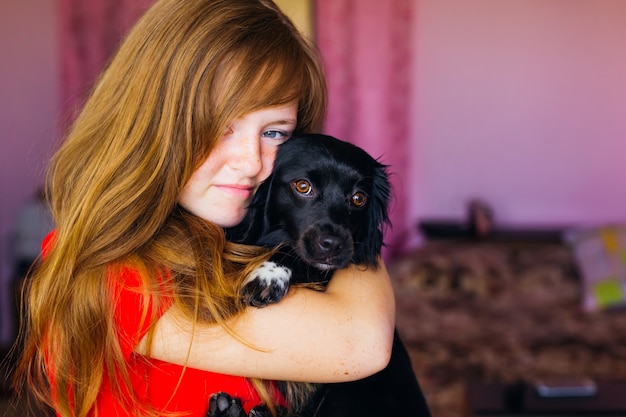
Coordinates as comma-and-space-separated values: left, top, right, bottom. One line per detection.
241, 261, 292, 307
207, 392, 246, 417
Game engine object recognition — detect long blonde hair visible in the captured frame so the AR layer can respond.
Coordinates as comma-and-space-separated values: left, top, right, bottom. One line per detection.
15, 0, 326, 416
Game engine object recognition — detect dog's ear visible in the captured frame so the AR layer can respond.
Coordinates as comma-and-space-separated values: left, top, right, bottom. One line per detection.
257, 174, 275, 237
353, 163, 392, 265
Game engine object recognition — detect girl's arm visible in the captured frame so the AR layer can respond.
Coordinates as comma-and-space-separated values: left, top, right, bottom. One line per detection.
136, 260, 395, 383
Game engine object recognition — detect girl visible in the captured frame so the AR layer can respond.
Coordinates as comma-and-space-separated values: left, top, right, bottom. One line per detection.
15, 1, 396, 416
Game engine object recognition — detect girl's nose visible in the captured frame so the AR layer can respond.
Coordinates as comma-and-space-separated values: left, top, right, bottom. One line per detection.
231, 133, 263, 176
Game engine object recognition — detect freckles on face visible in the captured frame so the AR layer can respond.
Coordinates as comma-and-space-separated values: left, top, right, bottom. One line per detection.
258, 145, 278, 182
177, 103, 298, 227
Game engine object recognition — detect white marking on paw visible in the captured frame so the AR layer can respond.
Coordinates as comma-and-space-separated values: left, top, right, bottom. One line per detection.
245, 261, 292, 290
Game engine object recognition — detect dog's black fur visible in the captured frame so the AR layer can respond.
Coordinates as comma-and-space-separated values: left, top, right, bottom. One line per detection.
210, 134, 431, 417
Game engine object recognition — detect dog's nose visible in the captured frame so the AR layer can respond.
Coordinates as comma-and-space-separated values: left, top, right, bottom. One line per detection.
317, 235, 343, 257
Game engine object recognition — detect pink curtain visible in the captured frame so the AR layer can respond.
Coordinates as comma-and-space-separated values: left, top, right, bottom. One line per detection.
58, 0, 154, 124
315, 0, 415, 258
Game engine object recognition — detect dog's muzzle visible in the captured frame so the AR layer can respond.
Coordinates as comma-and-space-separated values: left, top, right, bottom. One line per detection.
297, 223, 354, 270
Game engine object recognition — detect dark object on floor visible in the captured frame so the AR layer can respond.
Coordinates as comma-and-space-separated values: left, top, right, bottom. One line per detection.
469, 379, 626, 416
418, 220, 566, 244
467, 199, 494, 239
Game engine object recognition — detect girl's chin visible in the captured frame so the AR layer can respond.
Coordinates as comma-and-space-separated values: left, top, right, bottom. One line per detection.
214, 213, 247, 228
181, 202, 247, 228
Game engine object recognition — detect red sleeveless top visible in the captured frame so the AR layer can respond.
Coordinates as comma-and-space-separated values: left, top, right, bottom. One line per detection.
42, 233, 285, 416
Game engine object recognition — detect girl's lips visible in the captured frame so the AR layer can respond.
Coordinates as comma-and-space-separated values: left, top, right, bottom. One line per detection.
217, 184, 254, 199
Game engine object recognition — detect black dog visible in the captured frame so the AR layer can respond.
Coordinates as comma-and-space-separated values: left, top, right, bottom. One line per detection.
210, 134, 431, 417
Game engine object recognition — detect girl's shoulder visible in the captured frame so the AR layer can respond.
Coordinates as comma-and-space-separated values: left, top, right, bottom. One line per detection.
41, 230, 56, 257
108, 260, 173, 359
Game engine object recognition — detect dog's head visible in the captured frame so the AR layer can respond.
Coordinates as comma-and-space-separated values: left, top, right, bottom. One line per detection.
232, 134, 391, 271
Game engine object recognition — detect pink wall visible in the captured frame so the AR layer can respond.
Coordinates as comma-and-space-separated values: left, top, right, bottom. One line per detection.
410, 0, 626, 229
1, 0, 59, 343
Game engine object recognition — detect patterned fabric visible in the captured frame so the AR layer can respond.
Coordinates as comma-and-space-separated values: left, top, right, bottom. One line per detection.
315, 0, 415, 255
390, 241, 626, 417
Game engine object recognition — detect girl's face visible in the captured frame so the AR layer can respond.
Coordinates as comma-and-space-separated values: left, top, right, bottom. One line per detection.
179, 103, 298, 227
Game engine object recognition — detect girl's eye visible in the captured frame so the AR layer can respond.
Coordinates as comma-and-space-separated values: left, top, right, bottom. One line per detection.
262, 130, 290, 141
351, 192, 367, 207
292, 180, 313, 196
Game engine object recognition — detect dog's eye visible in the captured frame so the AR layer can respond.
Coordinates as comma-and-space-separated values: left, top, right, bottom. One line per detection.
351, 192, 367, 207
293, 180, 313, 196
